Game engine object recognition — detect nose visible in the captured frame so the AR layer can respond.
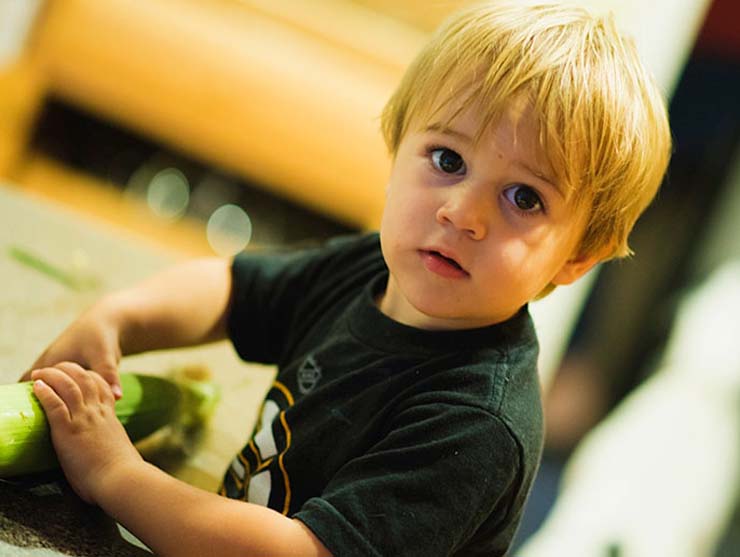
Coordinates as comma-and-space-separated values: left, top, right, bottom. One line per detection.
435, 183, 489, 240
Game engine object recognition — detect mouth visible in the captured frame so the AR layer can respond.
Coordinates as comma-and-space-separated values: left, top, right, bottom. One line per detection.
432, 250, 464, 270
420, 249, 469, 279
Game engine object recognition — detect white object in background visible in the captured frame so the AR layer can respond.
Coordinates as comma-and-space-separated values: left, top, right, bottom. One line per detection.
530, 272, 597, 391
519, 263, 740, 557
577, 0, 711, 98
0, 0, 44, 69
528, 0, 710, 389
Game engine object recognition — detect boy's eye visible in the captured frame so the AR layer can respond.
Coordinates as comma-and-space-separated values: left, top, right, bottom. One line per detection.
430, 148, 466, 175
504, 185, 543, 213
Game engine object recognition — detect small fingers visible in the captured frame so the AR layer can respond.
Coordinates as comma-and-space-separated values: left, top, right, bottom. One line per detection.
55, 362, 99, 400
23, 342, 122, 399
88, 369, 116, 406
37, 362, 116, 407
31, 367, 86, 416
32, 376, 72, 424
80, 357, 122, 400
60, 362, 116, 405
95, 367, 123, 400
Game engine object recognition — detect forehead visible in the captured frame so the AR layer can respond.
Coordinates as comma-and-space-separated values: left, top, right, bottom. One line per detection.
415, 92, 533, 148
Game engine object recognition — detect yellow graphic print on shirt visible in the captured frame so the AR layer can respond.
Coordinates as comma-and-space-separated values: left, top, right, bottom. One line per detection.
220, 381, 294, 514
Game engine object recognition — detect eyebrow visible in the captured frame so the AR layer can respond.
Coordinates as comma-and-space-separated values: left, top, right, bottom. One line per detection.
424, 123, 473, 142
517, 161, 564, 199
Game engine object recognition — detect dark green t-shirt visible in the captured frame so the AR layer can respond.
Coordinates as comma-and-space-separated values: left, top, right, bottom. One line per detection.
223, 233, 543, 556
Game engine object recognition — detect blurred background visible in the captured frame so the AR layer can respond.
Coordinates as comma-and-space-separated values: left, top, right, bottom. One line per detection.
0, 0, 738, 555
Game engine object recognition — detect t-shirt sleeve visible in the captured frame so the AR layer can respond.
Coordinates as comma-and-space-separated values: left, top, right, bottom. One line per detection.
293, 403, 522, 557
227, 243, 327, 363
227, 234, 378, 364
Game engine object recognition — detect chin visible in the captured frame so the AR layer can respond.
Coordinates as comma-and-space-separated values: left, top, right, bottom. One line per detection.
406, 293, 483, 326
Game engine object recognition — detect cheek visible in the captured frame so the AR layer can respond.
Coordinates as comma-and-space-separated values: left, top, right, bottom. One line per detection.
501, 215, 551, 241
385, 185, 425, 223
491, 243, 528, 277
503, 218, 576, 258
493, 237, 562, 279
380, 193, 409, 250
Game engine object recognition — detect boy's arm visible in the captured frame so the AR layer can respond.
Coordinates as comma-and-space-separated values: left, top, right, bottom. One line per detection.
31, 362, 331, 557
110, 257, 234, 353
100, 462, 330, 557
24, 258, 233, 395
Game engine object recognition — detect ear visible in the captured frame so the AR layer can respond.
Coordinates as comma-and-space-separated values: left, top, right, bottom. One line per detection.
550, 251, 604, 286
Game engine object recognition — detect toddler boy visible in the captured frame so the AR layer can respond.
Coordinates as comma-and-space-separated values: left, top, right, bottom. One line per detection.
27, 3, 671, 556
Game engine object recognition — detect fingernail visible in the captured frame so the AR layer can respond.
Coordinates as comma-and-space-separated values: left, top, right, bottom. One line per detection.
34, 379, 46, 389
112, 384, 123, 398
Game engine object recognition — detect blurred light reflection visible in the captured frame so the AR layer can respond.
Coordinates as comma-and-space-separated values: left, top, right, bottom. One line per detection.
145, 167, 190, 221
207, 203, 253, 256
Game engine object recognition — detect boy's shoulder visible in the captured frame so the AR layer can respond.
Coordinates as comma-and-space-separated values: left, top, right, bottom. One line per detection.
296, 232, 385, 287
233, 232, 383, 290
434, 317, 542, 435
320, 232, 382, 265
271, 232, 382, 272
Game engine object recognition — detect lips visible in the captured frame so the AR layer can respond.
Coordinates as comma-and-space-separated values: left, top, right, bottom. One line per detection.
420, 249, 469, 279
433, 251, 464, 270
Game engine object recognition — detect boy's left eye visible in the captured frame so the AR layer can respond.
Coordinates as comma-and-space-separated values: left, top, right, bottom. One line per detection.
430, 148, 466, 175
504, 185, 544, 213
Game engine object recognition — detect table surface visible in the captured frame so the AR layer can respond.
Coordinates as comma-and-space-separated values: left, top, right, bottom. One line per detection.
0, 184, 274, 555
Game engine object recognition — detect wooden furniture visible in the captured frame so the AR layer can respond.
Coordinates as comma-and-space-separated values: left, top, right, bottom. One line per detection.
0, 0, 444, 241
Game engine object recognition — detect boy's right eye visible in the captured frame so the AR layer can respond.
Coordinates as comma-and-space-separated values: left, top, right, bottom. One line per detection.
430, 148, 466, 175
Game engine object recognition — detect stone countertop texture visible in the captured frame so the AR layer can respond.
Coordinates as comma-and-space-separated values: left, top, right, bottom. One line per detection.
0, 476, 151, 556
0, 185, 275, 555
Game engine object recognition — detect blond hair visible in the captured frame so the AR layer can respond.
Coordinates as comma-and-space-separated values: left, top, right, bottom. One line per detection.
381, 2, 672, 260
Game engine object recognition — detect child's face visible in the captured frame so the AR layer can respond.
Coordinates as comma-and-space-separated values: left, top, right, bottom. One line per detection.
378, 101, 599, 330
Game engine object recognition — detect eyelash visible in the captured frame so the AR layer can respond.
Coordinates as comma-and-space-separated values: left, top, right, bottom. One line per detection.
503, 185, 546, 217
426, 145, 466, 176
425, 144, 547, 217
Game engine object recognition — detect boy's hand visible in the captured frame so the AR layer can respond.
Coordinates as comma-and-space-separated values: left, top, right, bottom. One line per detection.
22, 305, 124, 398
31, 362, 143, 505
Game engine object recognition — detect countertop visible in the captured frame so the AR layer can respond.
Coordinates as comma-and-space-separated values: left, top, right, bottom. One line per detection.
0, 184, 275, 555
